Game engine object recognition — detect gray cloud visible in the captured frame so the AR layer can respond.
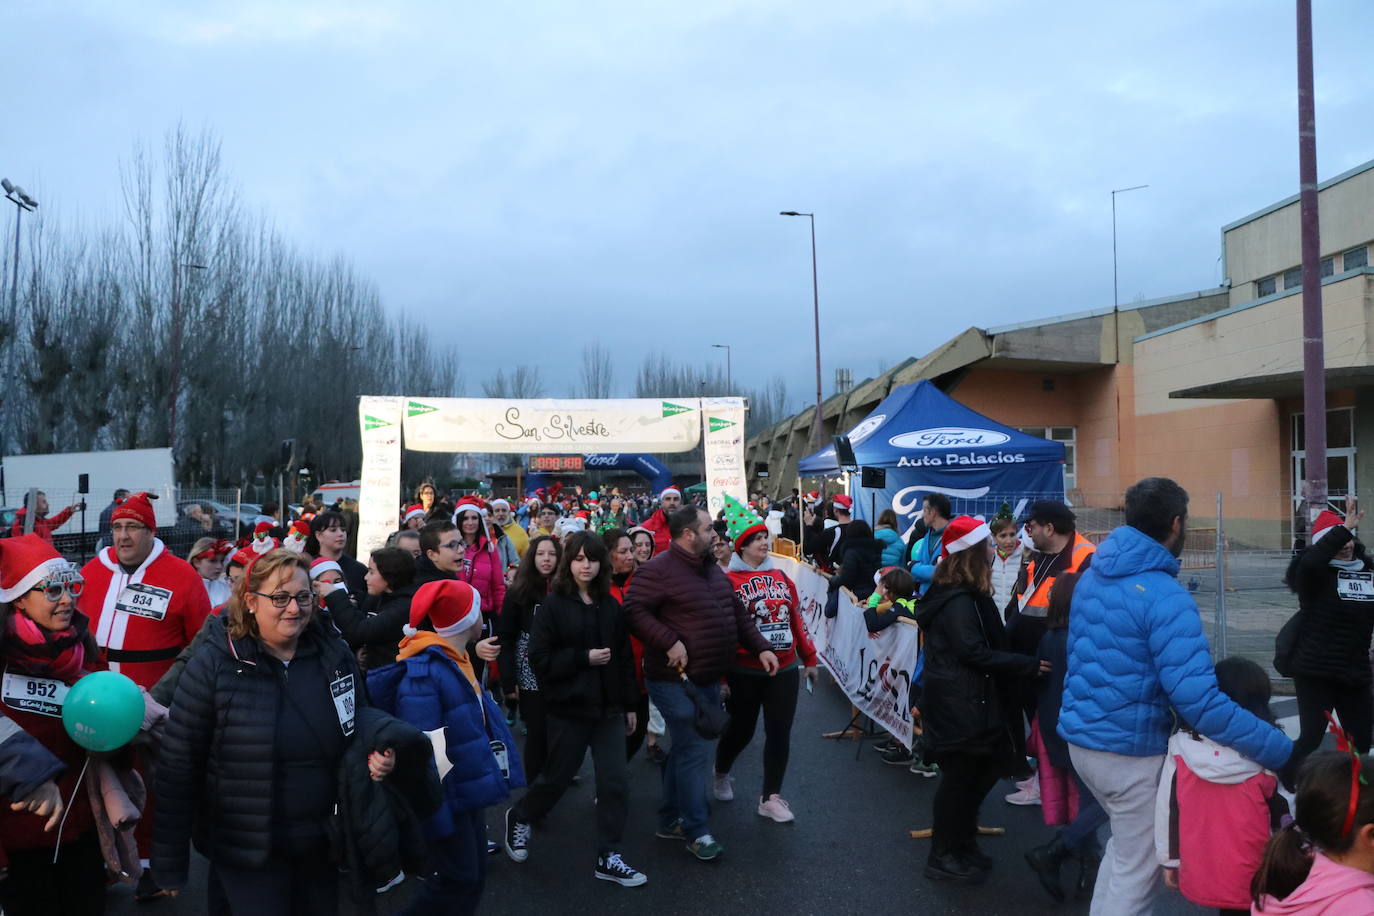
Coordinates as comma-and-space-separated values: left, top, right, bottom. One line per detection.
8, 0, 1374, 409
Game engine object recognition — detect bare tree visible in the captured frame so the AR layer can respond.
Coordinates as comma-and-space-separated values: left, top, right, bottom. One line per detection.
483, 365, 545, 399
578, 342, 614, 399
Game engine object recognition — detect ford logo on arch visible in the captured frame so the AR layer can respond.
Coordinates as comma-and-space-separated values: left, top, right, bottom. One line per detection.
889, 427, 1011, 449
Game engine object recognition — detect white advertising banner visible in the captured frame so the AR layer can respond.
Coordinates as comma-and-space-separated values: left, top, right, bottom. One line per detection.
357, 396, 405, 557
400, 398, 703, 454
700, 397, 748, 517
772, 553, 920, 750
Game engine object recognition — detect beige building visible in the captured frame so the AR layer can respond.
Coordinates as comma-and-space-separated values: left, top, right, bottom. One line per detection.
747, 159, 1374, 547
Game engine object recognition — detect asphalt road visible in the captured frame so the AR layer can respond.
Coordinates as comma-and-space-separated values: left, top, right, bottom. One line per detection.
110, 674, 1211, 915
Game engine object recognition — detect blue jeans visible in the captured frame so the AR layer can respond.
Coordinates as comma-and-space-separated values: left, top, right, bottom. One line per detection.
401, 809, 485, 916
647, 678, 719, 841
1060, 769, 1108, 855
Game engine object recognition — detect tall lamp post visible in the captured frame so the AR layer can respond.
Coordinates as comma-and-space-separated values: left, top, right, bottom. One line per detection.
2, 179, 36, 452
1111, 184, 1149, 312
2, 178, 37, 340
711, 343, 732, 392
780, 211, 823, 449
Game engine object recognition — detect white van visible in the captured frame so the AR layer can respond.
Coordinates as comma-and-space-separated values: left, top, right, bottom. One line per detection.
310, 480, 362, 505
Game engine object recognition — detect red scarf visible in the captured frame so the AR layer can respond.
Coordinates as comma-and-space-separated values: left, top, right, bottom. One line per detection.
2, 609, 90, 682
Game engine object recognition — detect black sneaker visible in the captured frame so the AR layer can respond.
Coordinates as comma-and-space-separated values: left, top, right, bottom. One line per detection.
595, 852, 648, 887
872, 738, 899, 754
503, 807, 530, 863
654, 818, 686, 840
880, 745, 916, 766
134, 871, 171, 902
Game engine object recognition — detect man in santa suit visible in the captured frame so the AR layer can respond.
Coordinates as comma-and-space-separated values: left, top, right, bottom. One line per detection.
76, 490, 209, 900
639, 486, 683, 557
77, 492, 209, 689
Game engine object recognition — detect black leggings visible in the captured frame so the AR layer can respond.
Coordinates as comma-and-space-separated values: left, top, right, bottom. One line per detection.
715, 666, 800, 798
626, 691, 649, 761
1292, 675, 1373, 768
0, 831, 105, 916
930, 751, 1003, 860
519, 689, 549, 785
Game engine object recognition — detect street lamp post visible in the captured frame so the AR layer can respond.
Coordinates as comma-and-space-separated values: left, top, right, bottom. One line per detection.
2, 178, 37, 341
780, 211, 823, 449
1111, 184, 1149, 312
711, 343, 732, 392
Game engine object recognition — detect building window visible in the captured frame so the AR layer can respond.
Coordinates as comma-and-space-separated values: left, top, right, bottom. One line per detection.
1291, 408, 1357, 514
1256, 276, 1277, 297
1321, 256, 1334, 278
1283, 267, 1302, 290
1344, 246, 1368, 271
1019, 426, 1076, 490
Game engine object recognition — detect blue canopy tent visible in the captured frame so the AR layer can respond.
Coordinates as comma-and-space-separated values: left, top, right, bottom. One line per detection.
798, 380, 1066, 534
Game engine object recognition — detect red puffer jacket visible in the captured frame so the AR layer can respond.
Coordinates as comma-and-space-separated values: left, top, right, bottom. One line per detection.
624, 543, 772, 685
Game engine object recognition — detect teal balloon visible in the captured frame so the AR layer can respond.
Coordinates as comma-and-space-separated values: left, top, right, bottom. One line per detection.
62, 671, 144, 752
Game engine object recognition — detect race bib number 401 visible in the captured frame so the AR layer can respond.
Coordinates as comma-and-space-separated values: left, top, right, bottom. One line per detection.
2, 667, 69, 717
115, 583, 173, 620
1337, 571, 1374, 602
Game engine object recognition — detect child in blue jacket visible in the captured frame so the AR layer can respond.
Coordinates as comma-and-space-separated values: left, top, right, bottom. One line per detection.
368, 580, 524, 916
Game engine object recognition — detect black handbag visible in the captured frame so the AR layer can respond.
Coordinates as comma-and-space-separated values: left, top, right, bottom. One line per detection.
1274, 612, 1301, 677
678, 671, 730, 739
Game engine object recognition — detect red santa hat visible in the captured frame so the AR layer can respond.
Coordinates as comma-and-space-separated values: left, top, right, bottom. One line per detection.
939, 516, 994, 560
0, 534, 71, 603
228, 546, 255, 568
404, 580, 481, 638
310, 557, 343, 581
832, 494, 854, 513
1311, 510, 1346, 543
402, 504, 427, 523
281, 520, 310, 554
111, 491, 157, 530
659, 486, 681, 501
941, 515, 992, 559
251, 521, 278, 556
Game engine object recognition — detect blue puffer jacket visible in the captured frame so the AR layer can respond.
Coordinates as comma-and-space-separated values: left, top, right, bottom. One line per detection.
367, 647, 525, 838
875, 527, 905, 568
1058, 525, 1292, 770
909, 526, 944, 595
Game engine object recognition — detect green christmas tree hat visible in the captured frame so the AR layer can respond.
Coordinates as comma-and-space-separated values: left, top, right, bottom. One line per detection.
722, 493, 768, 553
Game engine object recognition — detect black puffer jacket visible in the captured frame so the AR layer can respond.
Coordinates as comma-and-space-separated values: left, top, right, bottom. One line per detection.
332, 584, 417, 670
154, 616, 366, 889
914, 584, 1037, 758
1287, 525, 1374, 685
833, 535, 883, 602
530, 591, 637, 718
335, 706, 441, 904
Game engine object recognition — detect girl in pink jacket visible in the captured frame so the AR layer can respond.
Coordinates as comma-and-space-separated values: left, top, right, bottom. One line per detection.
1155, 656, 1288, 913
1251, 749, 1374, 914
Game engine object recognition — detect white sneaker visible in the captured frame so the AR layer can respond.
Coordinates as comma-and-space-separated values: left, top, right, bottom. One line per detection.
713, 772, 735, 802
1005, 771, 1041, 806
757, 794, 795, 823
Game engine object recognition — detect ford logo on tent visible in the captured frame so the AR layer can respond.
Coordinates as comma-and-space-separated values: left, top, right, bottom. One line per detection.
890, 427, 1012, 449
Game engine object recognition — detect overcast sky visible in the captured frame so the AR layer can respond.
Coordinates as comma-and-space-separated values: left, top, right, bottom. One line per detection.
8, 1, 1374, 409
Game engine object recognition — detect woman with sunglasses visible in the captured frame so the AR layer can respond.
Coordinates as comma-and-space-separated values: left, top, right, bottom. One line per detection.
154, 549, 399, 911
0, 535, 111, 915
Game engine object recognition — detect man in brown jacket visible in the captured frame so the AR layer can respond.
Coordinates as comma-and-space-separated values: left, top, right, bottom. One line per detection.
625, 505, 778, 862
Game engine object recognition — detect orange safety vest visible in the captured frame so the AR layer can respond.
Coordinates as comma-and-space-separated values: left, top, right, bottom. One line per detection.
1017, 532, 1096, 616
